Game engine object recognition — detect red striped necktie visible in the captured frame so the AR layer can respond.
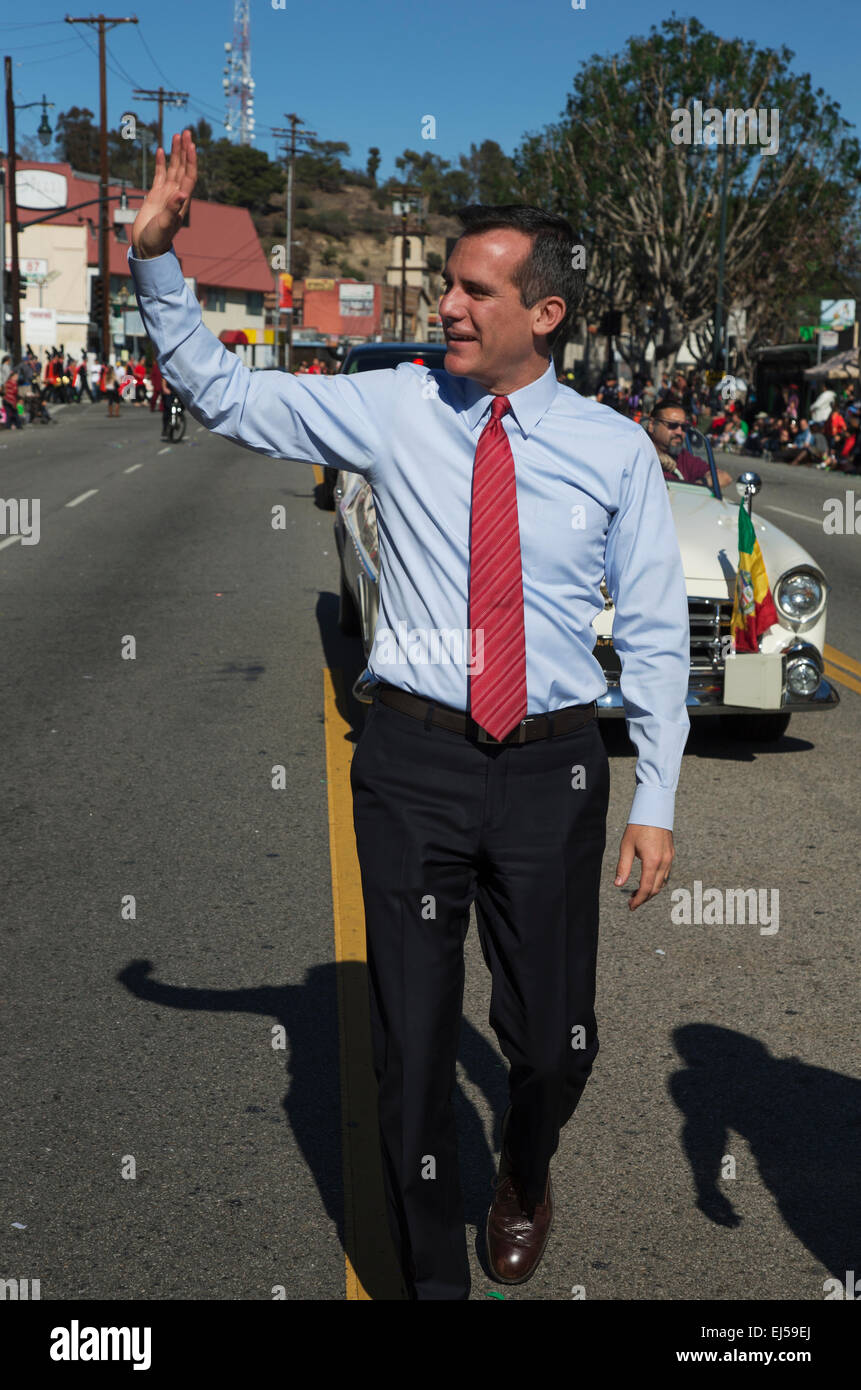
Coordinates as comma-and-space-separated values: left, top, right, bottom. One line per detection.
468, 395, 528, 740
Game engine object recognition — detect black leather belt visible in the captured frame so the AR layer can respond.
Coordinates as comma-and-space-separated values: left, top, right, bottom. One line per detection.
375, 683, 597, 744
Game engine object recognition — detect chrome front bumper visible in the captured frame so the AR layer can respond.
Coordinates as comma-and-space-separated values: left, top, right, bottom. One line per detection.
595, 676, 840, 717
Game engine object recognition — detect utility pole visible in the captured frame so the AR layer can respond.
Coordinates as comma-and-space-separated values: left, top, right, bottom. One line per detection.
272, 114, 315, 369
66, 14, 138, 361
3, 77, 53, 360
132, 87, 188, 156
0, 159, 6, 355
400, 206, 408, 341
4, 57, 21, 362
712, 145, 730, 374
606, 245, 616, 376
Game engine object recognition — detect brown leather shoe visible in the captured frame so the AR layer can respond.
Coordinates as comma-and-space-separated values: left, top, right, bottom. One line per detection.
486, 1110, 554, 1285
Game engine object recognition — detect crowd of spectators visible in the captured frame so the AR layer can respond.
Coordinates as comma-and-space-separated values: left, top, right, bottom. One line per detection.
559, 366, 861, 475
0, 344, 341, 429
0, 346, 174, 428
294, 357, 334, 375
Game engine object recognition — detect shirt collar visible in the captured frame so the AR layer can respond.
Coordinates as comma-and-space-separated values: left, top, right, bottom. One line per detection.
458, 358, 559, 438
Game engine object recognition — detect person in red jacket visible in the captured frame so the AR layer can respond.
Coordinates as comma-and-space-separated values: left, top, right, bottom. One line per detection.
3, 370, 24, 429
44, 353, 59, 402
132, 355, 148, 405
149, 357, 162, 411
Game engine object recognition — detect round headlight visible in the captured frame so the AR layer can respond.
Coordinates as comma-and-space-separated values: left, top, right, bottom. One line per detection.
786, 657, 821, 697
774, 570, 825, 625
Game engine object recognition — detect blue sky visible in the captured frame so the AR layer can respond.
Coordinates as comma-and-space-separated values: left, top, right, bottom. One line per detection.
6, 0, 861, 182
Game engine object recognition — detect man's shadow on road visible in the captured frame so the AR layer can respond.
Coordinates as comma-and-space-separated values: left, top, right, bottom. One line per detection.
116, 958, 506, 1298
115, 964, 861, 1295
669, 1023, 860, 1283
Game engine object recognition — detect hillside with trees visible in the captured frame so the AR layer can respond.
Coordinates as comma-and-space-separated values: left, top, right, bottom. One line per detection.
49, 112, 516, 292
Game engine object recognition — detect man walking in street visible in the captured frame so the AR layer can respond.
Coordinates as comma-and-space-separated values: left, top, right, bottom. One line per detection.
128, 132, 690, 1301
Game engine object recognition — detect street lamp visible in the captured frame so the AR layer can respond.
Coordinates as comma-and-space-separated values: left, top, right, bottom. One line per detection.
36, 95, 53, 148
1, 62, 55, 359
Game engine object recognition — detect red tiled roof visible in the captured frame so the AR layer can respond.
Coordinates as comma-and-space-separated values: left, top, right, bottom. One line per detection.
5, 158, 272, 291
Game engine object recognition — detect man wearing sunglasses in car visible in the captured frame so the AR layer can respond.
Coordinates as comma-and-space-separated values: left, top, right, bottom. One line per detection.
646, 397, 732, 489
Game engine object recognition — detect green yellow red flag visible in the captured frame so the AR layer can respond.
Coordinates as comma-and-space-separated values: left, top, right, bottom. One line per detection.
730, 501, 778, 653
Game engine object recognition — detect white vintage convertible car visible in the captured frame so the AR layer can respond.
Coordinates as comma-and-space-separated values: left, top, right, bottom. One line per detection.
334, 419, 839, 741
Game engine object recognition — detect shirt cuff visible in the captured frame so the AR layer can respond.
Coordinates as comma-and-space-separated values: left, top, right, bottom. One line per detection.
127, 243, 186, 295
628, 783, 676, 832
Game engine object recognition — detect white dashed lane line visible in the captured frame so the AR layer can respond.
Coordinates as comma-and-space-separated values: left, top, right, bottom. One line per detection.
157, 447, 171, 455
124, 464, 143, 474
761, 504, 821, 526
0, 535, 23, 550
65, 489, 99, 508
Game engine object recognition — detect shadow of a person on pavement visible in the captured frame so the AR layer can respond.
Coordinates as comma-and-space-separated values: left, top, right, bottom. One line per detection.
116, 957, 508, 1298
669, 1023, 860, 1282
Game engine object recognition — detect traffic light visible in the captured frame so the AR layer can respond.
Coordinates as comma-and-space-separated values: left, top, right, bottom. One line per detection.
3, 269, 27, 303
91, 276, 105, 323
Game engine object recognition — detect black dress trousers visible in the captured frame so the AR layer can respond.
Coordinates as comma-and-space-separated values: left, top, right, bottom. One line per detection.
350, 691, 611, 1300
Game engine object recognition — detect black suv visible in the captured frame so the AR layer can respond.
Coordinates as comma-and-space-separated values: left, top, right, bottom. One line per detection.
318, 341, 448, 508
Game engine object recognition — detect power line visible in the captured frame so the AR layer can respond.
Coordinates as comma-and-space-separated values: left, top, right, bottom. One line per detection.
132, 87, 189, 153
13, 48, 84, 69
0, 20, 71, 30
133, 25, 234, 127
6, 35, 94, 51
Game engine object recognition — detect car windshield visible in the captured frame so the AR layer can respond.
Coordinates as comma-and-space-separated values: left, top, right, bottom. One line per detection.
344, 347, 447, 373
661, 426, 721, 498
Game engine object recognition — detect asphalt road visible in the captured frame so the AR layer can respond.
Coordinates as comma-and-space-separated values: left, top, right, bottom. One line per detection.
1, 399, 858, 1302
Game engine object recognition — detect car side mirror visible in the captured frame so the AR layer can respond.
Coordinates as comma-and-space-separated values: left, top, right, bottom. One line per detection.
736, 470, 761, 497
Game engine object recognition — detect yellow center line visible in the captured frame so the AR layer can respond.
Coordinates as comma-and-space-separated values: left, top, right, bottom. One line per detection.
824, 644, 861, 679
825, 664, 861, 697
323, 667, 404, 1302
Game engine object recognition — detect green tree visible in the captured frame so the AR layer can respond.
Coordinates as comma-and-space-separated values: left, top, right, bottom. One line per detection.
367, 146, 381, 184
514, 15, 861, 372
383, 149, 472, 215
54, 107, 99, 172
189, 117, 214, 150
193, 137, 284, 210
458, 140, 518, 204
294, 139, 351, 192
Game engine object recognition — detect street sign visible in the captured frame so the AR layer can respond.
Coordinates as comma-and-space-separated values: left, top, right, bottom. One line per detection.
15, 169, 67, 210
820, 299, 856, 330
5, 257, 48, 279
23, 307, 56, 344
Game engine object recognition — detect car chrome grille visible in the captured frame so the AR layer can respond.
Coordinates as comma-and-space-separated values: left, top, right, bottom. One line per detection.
688, 596, 733, 671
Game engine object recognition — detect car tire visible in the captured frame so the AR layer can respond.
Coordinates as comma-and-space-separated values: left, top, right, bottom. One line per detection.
720, 712, 791, 741
317, 467, 337, 511
338, 567, 361, 636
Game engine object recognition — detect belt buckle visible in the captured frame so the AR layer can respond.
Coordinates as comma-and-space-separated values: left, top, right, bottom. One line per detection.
477, 719, 530, 745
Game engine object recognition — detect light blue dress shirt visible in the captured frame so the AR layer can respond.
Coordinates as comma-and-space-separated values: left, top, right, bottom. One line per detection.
128, 244, 690, 829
